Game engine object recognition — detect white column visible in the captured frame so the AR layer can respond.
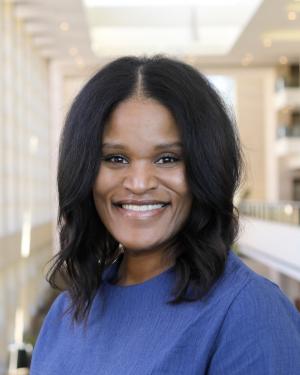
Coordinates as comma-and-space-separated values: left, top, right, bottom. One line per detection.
264, 69, 279, 201
49, 60, 64, 254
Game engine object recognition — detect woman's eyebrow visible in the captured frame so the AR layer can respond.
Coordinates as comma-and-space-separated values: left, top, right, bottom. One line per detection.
102, 142, 183, 150
154, 142, 182, 150
102, 143, 126, 149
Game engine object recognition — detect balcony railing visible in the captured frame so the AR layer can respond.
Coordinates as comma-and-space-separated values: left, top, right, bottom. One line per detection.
239, 200, 300, 226
277, 124, 300, 138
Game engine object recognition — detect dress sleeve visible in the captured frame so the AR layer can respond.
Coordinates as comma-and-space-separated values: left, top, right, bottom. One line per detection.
207, 278, 300, 375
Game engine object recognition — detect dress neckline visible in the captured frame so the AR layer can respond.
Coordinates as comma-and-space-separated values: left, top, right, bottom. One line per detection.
103, 256, 176, 290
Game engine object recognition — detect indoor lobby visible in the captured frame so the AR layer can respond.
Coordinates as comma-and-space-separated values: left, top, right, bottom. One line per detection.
1, 0, 300, 373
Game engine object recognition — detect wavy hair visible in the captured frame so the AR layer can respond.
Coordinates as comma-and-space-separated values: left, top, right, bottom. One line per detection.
47, 56, 243, 322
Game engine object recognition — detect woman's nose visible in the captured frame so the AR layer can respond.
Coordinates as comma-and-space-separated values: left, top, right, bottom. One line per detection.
122, 163, 158, 193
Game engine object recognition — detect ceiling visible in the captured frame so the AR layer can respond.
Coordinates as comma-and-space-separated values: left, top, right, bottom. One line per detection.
10, 0, 300, 68
84, 0, 262, 57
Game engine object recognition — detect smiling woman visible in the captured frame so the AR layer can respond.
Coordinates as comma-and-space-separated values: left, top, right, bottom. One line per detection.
30, 56, 300, 375
93, 98, 192, 273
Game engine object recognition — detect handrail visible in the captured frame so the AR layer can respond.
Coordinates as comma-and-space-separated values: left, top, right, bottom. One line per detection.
277, 125, 300, 138
239, 200, 300, 226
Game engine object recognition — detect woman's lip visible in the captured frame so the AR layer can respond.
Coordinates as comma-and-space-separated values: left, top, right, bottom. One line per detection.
113, 200, 168, 205
113, 203, 170, 219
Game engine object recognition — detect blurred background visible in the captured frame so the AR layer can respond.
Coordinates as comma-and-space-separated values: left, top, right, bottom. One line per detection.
1, 0, 300, 373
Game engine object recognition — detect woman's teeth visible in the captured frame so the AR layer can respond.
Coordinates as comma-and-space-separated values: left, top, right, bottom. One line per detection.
121, 204, 165, 211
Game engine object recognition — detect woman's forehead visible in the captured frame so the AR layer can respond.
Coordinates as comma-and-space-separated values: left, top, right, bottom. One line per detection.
103, 97, 181, 142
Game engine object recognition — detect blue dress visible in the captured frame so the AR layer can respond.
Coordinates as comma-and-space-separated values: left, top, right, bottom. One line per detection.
30, 251, 300, 374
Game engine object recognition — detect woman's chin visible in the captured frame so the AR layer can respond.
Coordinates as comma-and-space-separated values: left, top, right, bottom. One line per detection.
118, 241, 162, 254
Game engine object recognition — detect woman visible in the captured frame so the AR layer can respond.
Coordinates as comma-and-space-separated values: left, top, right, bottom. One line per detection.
30, 56, 300, 374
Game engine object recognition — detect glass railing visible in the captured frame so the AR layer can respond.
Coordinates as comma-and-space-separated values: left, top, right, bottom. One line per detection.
239, 200, 300, 226
277, 125, 300, 138
275, 74, 300, 91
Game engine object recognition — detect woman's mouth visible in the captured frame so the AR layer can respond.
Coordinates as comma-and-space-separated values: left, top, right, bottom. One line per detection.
113, 201, 170, 219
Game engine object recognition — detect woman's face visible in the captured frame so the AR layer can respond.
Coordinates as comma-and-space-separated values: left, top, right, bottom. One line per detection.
93, 97, 192, 253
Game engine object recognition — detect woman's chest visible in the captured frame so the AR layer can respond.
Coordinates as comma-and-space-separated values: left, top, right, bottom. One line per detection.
47, 304, 224, 375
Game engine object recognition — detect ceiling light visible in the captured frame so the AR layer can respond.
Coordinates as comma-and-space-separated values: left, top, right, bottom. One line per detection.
59, 21, 70, 31
263, 37, 272, 47
244, 53, 253, 61
263, 30, 300, 42
288, 11, 297, 20
241, 53, 253, 66
75, 57, 84, 66
279, 56, 288, 65
69, 47, 78, 56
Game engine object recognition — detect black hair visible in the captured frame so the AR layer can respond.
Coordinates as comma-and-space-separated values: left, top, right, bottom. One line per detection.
47, 55, 243, 322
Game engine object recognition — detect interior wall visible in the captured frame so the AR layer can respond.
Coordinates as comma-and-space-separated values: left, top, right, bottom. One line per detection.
278, 159, 300, 201
199, 66, 275, 201
236, 70, 267, 200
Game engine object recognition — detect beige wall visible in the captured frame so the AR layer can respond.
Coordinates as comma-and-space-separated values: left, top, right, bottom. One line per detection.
235, 69, 268, 200
204, 66, 277, 201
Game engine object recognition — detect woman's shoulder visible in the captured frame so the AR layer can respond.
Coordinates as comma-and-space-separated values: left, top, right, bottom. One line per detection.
216, 250, 279, 294
30, 291, 73, 372
211, 251, 299, 320
207, 252, 300, 374
216, 251, 300, 326
48, 291, 71, 316
37, 291, 72, 333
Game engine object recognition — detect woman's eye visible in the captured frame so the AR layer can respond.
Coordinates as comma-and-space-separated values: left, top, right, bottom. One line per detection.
102, 155, 128, 164
156, 155, 180, 164
101, 154, 180, 165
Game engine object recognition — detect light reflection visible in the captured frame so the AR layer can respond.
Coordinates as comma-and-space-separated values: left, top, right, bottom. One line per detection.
29, 135, 39, 154
14, 307, 24, 344
21, 212, 31, 258
284, 204, 293, 216
288, 11, 297, 20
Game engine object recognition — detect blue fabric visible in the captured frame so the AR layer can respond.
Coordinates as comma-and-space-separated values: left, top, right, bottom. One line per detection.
30, 251, 300, 374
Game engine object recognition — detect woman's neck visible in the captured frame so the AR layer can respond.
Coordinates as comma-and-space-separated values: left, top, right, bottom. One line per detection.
116, 249, 175, 286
